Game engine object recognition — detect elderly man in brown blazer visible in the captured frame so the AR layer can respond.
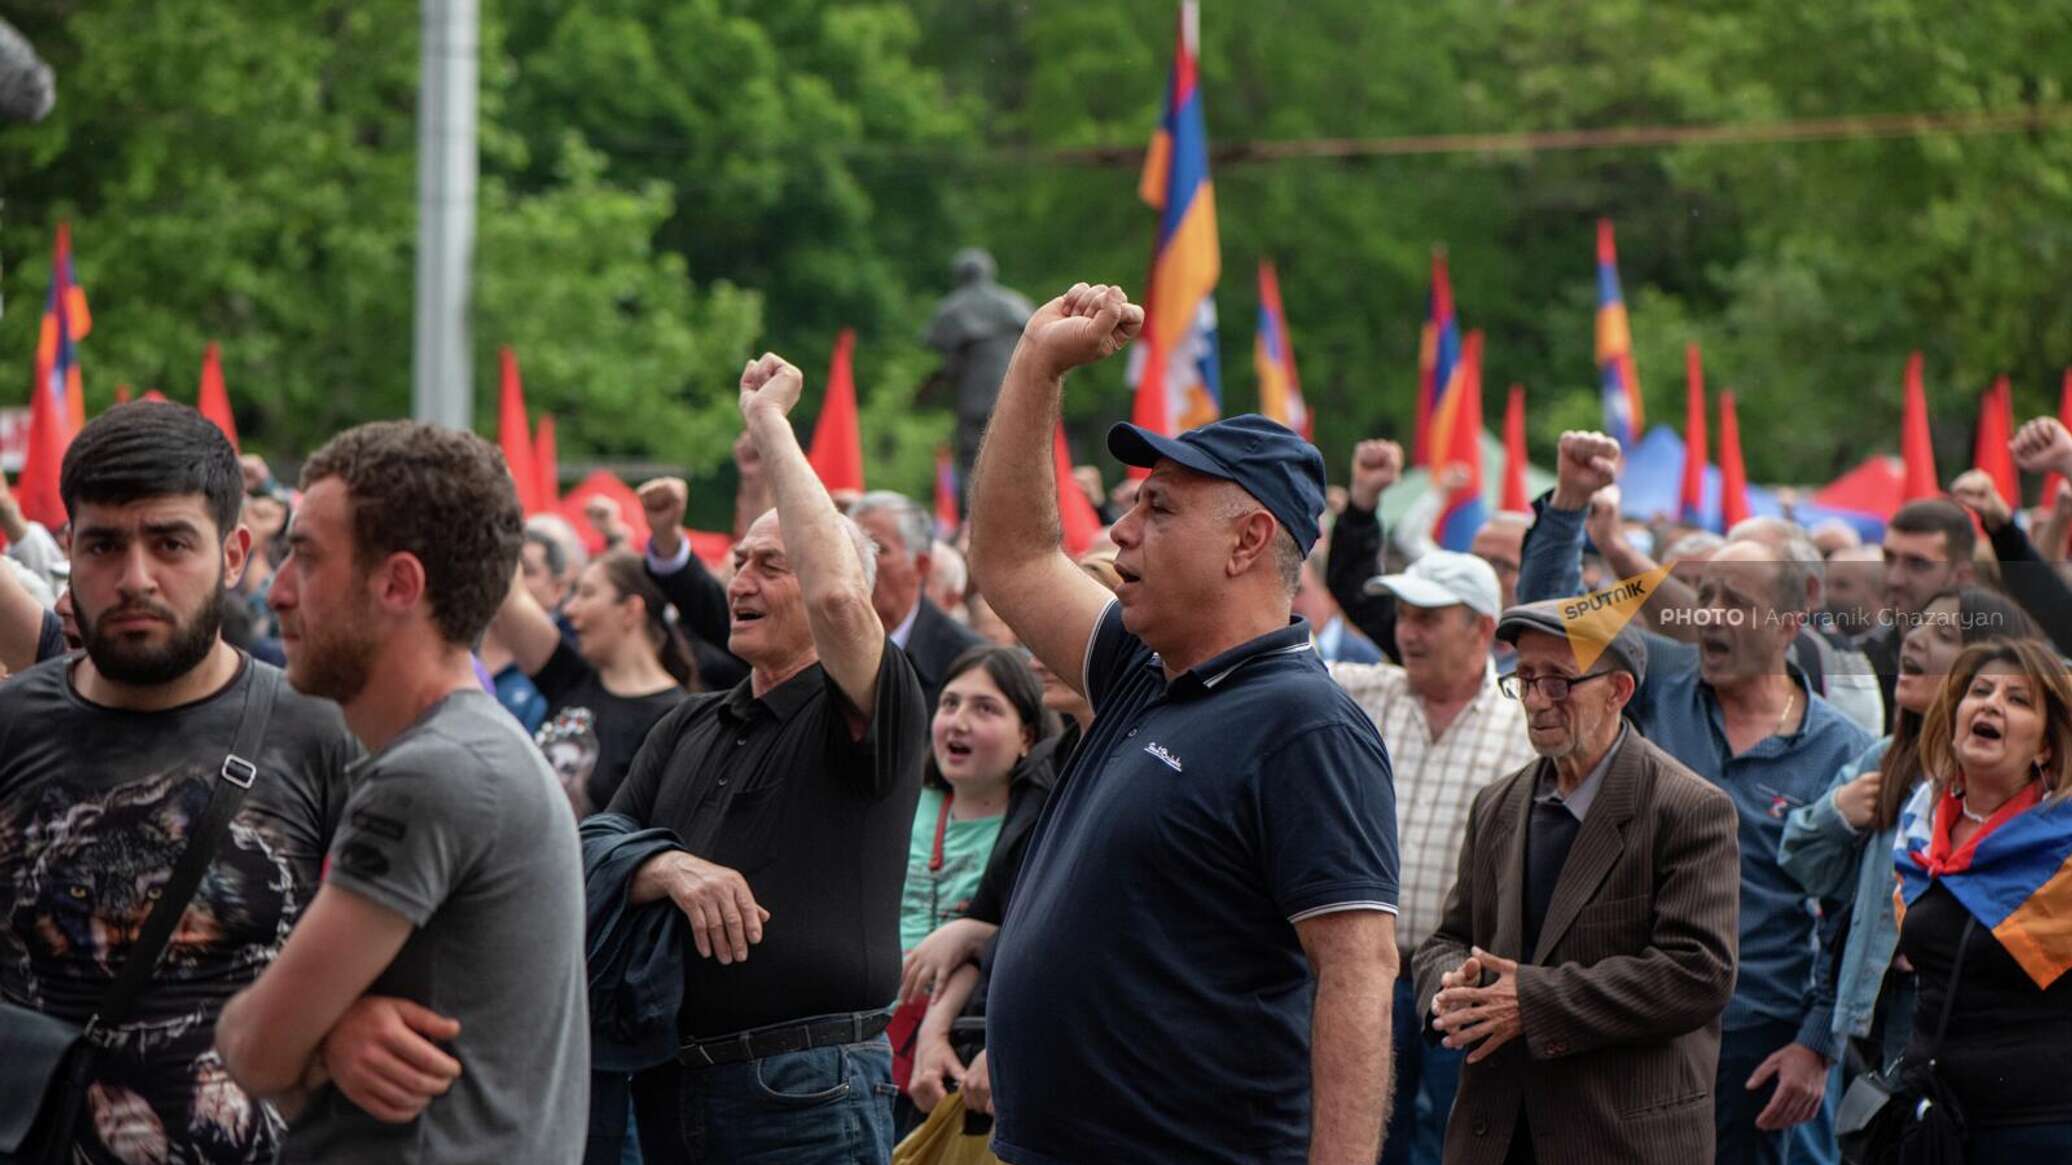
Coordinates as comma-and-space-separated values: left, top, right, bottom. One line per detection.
1413, 598, 1740, 1165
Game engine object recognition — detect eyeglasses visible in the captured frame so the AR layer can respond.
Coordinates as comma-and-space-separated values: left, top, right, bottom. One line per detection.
1499, 670, 1615, 701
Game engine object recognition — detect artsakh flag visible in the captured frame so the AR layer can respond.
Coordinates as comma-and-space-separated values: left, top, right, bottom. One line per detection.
1430, 330, 1487, 551
534, 413, 561, 511
497, 346, 541, 515
2043, 368, 2072, 508
1501, 383, 1529, 513
1125, 0, 1221, 466
1718, 389, 1751, 530
1680, 343, 1709, 527
807, 328, 865, 494
1054, 423, 1103, 557
1901, 352, 1940, 502
197, 342, 240, 453
933, 446, 959, 540
1415, 250, 1461, 468
1595, 220, 1644, 450
1252, 260, 1309, 440
1897, 783, 2072, 990
20, 222, 93, 527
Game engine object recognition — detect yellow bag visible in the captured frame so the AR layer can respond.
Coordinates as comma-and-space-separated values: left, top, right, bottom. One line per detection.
891, 1092, 1003, 1165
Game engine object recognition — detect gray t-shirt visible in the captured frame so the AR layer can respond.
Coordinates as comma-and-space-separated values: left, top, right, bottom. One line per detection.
283, 688, 589, 1165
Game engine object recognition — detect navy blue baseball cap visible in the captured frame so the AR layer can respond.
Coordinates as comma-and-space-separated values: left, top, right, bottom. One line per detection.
1107, 414, 1329, 557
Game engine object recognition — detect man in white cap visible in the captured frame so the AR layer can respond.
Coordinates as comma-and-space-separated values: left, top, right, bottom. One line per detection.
1329, 549, 1536, 1165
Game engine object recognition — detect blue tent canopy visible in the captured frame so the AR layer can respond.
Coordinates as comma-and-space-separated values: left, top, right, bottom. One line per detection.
1617, 425, 1885, 541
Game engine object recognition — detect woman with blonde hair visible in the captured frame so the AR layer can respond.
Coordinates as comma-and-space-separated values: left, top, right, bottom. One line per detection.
1881, 636, 2072, 1158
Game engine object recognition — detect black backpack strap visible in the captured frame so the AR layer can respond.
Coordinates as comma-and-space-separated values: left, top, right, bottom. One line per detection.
87, 662, 282, 1035
1923, 913, 1978, 1061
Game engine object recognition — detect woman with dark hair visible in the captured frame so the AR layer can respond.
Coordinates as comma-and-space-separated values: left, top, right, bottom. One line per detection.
1887, 636, 2072, 1156
898, 645, 1053, 950
1782, 588, 2038, 1083
492, 549, 696, 816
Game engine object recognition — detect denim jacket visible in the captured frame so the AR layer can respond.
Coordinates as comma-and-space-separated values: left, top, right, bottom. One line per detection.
1778, 738, 1901, 1046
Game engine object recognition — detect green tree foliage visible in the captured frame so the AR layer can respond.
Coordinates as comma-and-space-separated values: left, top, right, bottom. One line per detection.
4, 0, 2069, 504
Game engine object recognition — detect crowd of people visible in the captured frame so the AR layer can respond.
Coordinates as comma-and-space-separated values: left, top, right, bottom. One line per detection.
2, 279, 2071, 1165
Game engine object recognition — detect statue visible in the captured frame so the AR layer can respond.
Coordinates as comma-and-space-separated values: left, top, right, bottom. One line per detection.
922, 248, 1032, 514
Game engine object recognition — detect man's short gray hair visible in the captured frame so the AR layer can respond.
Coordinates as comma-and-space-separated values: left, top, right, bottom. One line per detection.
525, 513, 589, 579
929, 540, 968, 599
851, 492, 933, 558
1727, 516, 1822, 612
1665, 530, 1725, 559
1214, 484, 1302, 594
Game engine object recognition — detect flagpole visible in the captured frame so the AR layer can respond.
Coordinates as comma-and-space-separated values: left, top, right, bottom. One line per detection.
411, 0, 479, 430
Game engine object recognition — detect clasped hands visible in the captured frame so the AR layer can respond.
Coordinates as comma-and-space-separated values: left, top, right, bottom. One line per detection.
1430, 946, 1524, 1065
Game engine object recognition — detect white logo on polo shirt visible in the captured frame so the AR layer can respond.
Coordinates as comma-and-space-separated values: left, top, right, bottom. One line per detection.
1144, 742, 1184, 772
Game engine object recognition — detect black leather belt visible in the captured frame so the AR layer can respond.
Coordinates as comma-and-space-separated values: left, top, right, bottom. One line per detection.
676, 1010, 891, 1070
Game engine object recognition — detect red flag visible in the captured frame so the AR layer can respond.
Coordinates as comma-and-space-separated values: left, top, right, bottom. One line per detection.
933, 446, 960, 539
1973, 377, 2017, 507
1500, 383, 1529, 513
16, 374, 66, 527
1901, 352, 1939, 502
534, 413, 560, 511
1054, 424, 1102, 557
197, 342, 240, 453
1680, 343, 1709, 527
498, 346, 541, 515
2043, 368, 2072, 507
1718, 389, 1751, 530
808, 329, 865, 494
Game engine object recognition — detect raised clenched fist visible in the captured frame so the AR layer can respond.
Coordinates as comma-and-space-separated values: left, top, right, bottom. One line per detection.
738, 353, 805, 422
1553, 431, 1622, 510
1949, 468, 2012, 533
1349, 439, 1403, 511
2012, 417, 2072, 479
638, 477, 689, 557
1018, 283, 1146, 379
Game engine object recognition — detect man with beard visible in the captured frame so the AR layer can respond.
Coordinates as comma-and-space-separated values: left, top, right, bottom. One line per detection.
1517, 431, 1874, 1165
0, 402, 359, 1164
215, 421, 589, 1165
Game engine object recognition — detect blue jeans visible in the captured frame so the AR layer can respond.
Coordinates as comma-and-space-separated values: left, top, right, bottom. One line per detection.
1381, 977, 1464, 1165
630, 1035, 898, 1164
585, 1071, 645, 1165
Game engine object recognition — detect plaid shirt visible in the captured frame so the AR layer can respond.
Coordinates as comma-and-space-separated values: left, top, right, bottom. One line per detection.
1328, 659, 1536, 956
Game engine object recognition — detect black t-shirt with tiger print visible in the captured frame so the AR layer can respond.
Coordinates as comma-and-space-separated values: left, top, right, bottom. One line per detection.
0, 652, 358, 1165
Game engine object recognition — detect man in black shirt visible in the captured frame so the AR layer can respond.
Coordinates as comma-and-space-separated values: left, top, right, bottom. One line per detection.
602, 352, 929, 1165
851, 490, 986, 708
0, 403, 359, 1164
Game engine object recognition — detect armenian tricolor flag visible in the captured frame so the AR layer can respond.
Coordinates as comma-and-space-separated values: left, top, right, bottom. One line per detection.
1595, 219, 1643, 450
1896, 781, 2072, 989
1415, 250, 1461, 468
1429, 331, 1488, 551
35, 221, 91, 437
19, 223, 92, 527
1127, 0, 1221, 449
1252, 260, 1309, 440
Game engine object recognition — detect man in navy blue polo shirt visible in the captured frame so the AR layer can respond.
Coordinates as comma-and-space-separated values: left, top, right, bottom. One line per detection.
969, 282, 1401, 1165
